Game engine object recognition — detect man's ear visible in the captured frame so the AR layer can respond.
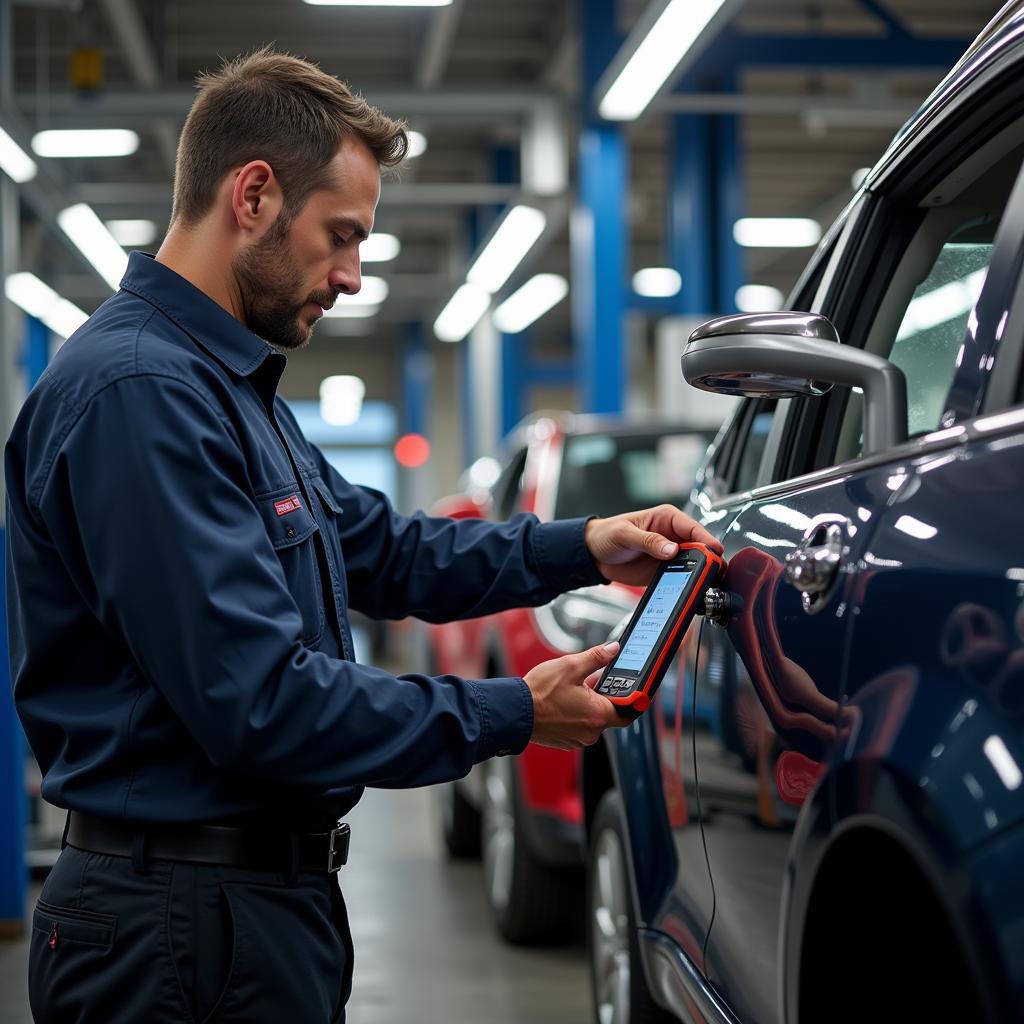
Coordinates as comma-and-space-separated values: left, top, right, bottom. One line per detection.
230, 160, 284, 236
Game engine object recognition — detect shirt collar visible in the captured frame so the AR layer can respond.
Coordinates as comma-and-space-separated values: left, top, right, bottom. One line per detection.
119, 251, 284, 380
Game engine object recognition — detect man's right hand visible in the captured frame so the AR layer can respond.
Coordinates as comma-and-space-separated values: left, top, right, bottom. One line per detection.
523, 641, 629, 750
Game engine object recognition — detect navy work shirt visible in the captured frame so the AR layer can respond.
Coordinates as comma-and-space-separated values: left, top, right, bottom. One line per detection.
5, 252, 603, 827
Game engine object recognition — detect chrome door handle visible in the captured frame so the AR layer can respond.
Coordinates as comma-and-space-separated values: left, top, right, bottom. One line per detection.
784, 546, 840, 594
784, 519, 846, 613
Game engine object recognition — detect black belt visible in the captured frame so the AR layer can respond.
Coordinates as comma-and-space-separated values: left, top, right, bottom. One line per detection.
66, 812, 351, 874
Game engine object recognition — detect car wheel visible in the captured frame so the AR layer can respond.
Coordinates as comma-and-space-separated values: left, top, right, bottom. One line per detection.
588, 790, 673, 1024
481, 755, 580, 945
438, 781, 482, 859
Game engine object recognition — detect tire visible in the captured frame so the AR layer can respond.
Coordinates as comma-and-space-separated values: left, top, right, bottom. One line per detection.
481, 756, 582, 945
588, 790, 674, 1024
438, 781, 482, 859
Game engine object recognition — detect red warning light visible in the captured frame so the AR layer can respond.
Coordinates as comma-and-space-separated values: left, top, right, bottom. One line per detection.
394, 433, 431, 468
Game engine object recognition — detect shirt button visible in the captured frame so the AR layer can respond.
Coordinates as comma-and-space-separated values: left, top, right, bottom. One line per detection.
286, 527, 296, 538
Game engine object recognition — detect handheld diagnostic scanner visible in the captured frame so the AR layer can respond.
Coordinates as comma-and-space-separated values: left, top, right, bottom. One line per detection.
595, 543, 724, 718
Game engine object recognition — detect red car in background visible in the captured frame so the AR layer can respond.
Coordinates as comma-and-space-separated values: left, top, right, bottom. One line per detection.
428, 413, 715, 944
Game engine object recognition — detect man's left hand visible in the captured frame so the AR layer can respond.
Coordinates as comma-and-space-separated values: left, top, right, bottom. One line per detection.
584, 505, 724, 587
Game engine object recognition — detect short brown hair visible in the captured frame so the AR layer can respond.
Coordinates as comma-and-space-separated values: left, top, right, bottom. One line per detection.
172, 47, 407, 225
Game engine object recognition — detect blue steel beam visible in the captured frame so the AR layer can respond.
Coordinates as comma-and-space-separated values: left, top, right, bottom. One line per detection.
678, 31, 969, 86
574, 0, 627, 414
402, 322, 430, 437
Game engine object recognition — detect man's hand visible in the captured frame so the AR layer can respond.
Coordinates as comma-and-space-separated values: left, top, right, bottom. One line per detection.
524, 641, 629, 750
585, 504, 724, 586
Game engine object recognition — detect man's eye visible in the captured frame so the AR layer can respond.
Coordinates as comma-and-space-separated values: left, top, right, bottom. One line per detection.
332, 232, 345, 247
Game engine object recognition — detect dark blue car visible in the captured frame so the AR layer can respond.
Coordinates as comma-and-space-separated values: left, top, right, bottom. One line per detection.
582, 5, 1024, 1022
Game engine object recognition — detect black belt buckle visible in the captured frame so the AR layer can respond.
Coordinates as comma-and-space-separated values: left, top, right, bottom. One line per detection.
327, 822, 350, 873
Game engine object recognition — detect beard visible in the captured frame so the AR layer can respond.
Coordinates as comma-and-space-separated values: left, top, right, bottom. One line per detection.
233, 215, 334, 351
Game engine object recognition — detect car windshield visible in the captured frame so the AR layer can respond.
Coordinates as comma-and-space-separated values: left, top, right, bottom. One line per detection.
554, 430, 715, 521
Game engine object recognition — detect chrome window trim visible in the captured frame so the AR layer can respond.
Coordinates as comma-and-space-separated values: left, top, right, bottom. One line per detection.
700, 402, 1024, 512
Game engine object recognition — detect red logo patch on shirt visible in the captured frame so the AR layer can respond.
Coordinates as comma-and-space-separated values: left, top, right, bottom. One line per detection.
274, 495, 302, 517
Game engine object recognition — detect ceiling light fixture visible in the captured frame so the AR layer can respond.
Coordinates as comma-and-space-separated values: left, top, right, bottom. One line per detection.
324, 275, 389, 314
304, 0, 452, 6
633, 267, 681, 297
105, 219, 158, 247
57, 203, 129, 291
0, 124, 37, 183
597, 0, 737, 121
5, 272, 89, 339
32, 129, 140, 159
735, 284, 785, 311
434, 283, 490, 343
493, 274, 568, 334
406, 131, 428, 159
361, 233, 401, 262
320, 375, 366, 427
733, 218, 822, 248
467, 205, 547, 294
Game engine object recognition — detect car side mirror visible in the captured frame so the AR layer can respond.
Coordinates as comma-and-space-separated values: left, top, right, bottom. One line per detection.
681, 311, 908, 455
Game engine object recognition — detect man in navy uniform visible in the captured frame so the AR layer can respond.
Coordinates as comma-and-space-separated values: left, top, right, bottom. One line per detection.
5, 49, 721, 1023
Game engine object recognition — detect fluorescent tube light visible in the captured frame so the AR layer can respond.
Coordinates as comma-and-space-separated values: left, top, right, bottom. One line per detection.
493, 274, 568, 333
105, 219, 158, 247
325, 275, 389, 314
434, 283, 490, 342
320, 375, 366, 426
851, 167, 871, 190
598, 0, 731, 121
733, 218, 822, 248
0, 125, 37, 183
361, 233, 401, 262
5, 272, 89, 338
322, 304, 379, 319
407, 131, 428, 159
736, 284, 784, 311
467, 205, 546, 294
633, 267, 681, 297
32, 129, 139, 158
985, 734, 1022, 791
57, 203, 129, 291
304, 0, 451, 5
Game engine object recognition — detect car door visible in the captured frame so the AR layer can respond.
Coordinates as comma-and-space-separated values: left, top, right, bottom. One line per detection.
679, 80, 1024, 1024
651, 215, 850, 998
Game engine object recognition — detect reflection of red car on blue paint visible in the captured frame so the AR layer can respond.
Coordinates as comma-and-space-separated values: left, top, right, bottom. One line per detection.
427, 412, 715, 944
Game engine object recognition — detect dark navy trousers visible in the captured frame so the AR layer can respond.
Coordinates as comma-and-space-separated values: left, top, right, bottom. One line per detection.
29, 845, 353, 1023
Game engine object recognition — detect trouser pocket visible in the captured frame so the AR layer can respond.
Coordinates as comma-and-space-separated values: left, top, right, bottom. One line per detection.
199, 877, 349, 1024
29, 899, 117, 1022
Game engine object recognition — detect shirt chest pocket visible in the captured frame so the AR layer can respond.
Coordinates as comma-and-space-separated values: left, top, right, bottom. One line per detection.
256, 489, 324, 645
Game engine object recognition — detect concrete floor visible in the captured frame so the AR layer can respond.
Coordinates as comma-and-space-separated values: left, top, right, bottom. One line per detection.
0, 785, 592, 1023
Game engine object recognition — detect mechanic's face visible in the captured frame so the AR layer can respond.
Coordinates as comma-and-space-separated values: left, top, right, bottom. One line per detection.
234, 139, 381, 350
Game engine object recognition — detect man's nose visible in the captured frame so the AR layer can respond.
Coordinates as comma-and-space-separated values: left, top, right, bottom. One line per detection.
329, 260, 361, 297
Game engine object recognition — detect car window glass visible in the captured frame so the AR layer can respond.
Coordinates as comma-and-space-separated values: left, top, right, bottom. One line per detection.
732, 402, 777, 493
834, 147, 1022, 462
554, 430, 714, 520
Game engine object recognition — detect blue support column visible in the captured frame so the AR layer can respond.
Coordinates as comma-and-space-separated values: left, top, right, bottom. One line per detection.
669, 115, 715, 316
24, 315, 49, 390
712, 78, 745, 315
573, 0, 627, 415
500, 329, 524, 438
402, 322, 430, 437
0, 524, 26, 934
